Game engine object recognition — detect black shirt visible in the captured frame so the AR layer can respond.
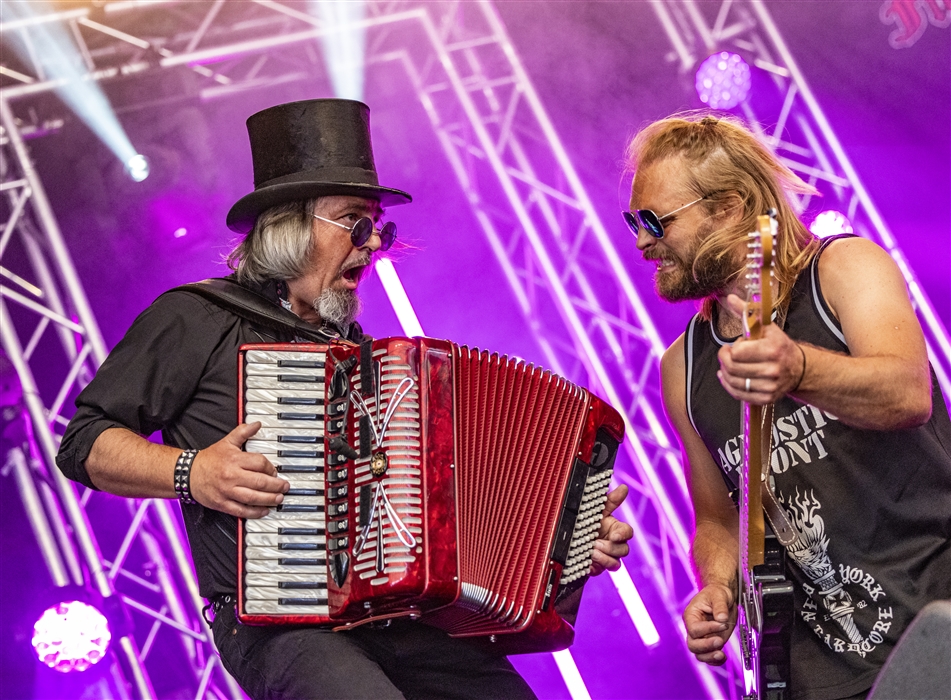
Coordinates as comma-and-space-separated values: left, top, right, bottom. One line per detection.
56, 279, 361, 598
684, 238, 951, 700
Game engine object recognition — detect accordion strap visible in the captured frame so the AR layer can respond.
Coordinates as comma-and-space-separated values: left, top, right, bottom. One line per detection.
170, 277, 341, 344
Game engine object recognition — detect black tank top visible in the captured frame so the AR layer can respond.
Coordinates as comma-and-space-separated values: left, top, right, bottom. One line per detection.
685, 236, 951, 700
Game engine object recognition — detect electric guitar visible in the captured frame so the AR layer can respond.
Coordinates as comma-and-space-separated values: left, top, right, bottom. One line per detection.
737, 211, 795, 700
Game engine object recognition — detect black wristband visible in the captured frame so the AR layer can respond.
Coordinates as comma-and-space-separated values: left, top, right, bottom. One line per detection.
174, 449, 199, 505
790, 343, 807, 392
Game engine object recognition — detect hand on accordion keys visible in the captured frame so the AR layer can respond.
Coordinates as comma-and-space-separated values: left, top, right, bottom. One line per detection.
589, 484, 634, 576
188, 421, 290, 518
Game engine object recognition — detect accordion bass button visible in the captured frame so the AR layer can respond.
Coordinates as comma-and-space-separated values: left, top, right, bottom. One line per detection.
331, 552, 349, 587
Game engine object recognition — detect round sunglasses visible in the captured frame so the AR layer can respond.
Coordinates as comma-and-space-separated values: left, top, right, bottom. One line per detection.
622, 197, 707, 239
313, 214, 397, 251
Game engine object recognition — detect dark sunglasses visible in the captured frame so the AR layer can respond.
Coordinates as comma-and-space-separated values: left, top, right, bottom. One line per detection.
623, 197, 706, 239
313, 214, 397, 251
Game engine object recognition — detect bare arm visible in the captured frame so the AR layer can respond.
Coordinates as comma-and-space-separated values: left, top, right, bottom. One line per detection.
662, 337, 739, 665
86, 423, 289, 519
717, 237, 931, 430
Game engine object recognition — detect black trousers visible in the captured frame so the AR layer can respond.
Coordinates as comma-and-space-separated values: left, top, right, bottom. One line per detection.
211, 601, 538, 700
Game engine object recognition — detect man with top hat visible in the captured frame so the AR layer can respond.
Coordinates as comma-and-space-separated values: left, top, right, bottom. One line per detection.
56, 98, 633, 699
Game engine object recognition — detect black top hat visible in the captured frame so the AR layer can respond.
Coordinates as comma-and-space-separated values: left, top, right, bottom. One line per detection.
226, 99, 412, 233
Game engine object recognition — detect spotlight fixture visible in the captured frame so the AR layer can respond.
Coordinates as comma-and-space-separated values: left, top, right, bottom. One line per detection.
809, 210, 854, 238
32, 600, 112, 673
695, 51, 752, 110
124, 154, 151, 182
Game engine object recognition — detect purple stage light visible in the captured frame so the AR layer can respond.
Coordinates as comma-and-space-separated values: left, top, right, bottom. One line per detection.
32, 600, 111, 673
173, 227, 188, 238
695, 52, 752, 110
809, 210, 854, 238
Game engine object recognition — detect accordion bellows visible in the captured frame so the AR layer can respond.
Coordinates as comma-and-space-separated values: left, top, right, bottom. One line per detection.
237, 337, 624, 653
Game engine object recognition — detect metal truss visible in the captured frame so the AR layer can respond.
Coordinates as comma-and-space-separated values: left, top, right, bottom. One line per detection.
0, 1, 767, 696
652, 0, 951, 396
0, 98, 244, 698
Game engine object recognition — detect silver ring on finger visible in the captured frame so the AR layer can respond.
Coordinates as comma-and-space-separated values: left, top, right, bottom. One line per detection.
745, 377, 751, 392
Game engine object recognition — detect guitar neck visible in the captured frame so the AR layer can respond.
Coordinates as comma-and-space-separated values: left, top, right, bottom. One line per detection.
740, 213, 777, 571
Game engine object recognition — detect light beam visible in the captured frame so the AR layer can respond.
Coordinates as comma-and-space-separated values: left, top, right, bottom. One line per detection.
4, 1, 141, 173
310, 0, 367, 101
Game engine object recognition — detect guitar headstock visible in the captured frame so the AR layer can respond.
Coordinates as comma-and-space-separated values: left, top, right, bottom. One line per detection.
743, 210, 778, 340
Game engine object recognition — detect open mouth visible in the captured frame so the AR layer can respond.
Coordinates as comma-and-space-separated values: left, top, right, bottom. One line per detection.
341, 263, 368, 285
645, 254, 676, 272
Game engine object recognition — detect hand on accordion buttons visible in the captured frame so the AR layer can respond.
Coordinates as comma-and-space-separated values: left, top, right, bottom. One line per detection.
590, 485, 633, 576
188, 422, 290, 519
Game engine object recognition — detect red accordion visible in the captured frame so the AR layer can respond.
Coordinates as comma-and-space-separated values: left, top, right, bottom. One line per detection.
236, 336, 624, 653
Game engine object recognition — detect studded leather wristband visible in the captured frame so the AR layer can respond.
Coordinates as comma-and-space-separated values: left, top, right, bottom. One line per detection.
173, 449, 199, 505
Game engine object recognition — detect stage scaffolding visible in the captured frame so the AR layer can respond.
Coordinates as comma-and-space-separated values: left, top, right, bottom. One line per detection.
651, 0, 951, 396
1, 1, 946, 698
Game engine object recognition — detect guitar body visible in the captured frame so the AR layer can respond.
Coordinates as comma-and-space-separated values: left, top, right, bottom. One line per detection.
738, 212, 793, 700
751, 538, 794, 700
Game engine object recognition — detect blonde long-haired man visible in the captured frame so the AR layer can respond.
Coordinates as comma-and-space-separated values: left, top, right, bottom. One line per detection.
625, 114, 951, 700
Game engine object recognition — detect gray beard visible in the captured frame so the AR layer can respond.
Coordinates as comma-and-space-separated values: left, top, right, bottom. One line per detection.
315, 287, 361, 329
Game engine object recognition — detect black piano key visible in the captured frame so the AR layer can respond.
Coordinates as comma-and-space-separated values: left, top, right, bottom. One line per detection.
278, 543, 321, 551
279, 597, 329, 606
278, 504, 323, 513
278, 375, 320, 383
278, 412, 320, 421
279, 558, 327, 566
278, 581, 326, 589
277, 465, 320, 474
278, 435, 319, 444
278, 396, 320, 406
277, 450, 321, 459
277, 359, 324, 369
285, 488, 322, 497
278, 528, 323, 536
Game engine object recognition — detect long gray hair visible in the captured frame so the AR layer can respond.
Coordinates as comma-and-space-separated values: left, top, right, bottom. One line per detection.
227, 198, 319, 284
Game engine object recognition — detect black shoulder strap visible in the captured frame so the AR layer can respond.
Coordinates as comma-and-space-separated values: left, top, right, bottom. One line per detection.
169, 278, 336, 344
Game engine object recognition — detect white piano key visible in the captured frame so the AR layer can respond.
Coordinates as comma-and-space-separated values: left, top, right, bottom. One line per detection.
247, 427, 323, 441
245, 572, 328, 587
244, 586, 328, 601
276, 472, 326, 487
243, 600, 330, 615
245, 388, 324, 403
245, 518, 325, 533
246, 414, 325, 429
258, 509, 326, 523
246, 375, 323, 390
244, 533, 327, 548
244, 559, 326, 574
245, 546, 324, 561
245, 350, 327, 365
